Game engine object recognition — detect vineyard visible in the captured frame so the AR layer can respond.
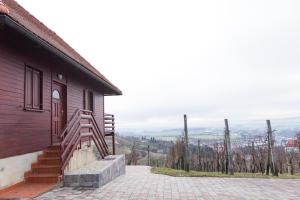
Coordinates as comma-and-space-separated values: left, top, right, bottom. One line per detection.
116, 117, 300, 177
166, 118, 300, 176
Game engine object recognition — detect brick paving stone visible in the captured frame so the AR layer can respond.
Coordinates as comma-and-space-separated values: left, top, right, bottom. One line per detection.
36, 166, 300, 200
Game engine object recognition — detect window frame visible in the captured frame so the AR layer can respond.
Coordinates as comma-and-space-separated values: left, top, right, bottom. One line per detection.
83, 89, 94, 113
24, 65, 43, 111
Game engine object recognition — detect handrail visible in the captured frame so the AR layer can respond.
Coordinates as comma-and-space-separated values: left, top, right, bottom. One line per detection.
91, 114, 108, 150
60, 109, 109, 175
59, 108, 80, 139
104, 113, 115, 133
60, 109, 92, 139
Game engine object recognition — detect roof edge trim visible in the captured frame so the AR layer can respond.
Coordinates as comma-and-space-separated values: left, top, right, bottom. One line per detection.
0, 14, 122, 95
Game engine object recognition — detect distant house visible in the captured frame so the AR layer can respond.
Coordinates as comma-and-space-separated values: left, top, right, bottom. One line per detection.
0, 0, 121, 190
216, 143, 225, 153
285, 139, 299, 153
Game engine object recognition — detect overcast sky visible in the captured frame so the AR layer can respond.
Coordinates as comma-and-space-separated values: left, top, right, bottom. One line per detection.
19, 0, 300, 130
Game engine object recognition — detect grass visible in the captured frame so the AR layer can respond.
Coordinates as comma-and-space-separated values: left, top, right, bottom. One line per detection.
151, 167, 300, 179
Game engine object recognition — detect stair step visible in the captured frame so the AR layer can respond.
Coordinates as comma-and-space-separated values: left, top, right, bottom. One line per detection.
31, 164, 61, 174
25, 173, 60, 183
47, 145, 61, 151
32, 162, 61, 167
43, 150, 61, 157
38, 155, 60, 160
44, 149, 61, 153
26, 173, 60, 177
38, 156, 61, 165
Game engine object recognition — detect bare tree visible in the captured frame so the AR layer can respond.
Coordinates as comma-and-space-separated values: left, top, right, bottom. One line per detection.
128, 141, 139, 165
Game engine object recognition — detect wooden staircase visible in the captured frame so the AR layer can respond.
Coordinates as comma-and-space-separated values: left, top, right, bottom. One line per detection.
23, 109, 111, 183
0, 110, 116, 198
24, 145, 62, 183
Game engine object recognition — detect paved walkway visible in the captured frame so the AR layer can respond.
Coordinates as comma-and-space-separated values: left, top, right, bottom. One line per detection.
36, 166, 300, 200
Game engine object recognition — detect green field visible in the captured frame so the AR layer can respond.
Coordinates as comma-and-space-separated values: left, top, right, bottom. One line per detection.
151, 167, 300, 179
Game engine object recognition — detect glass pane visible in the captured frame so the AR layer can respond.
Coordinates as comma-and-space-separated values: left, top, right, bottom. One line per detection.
52, 90, 60, 100
33, 70, 41, 108
25, 67, 33, 107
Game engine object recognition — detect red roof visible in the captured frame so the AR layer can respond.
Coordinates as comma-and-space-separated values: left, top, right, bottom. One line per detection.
0, 0, 121, 95
286, 139, 298, 148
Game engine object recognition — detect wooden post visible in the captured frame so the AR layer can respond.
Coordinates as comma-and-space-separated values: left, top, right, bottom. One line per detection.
181, 136, 185, 170
197, 139, 201, 171
112, 134, 115, 155
297, 133, 300, 152
223, 135, 227, 174
224, 119, 234, 175
266, 120, 278, 176
147, 145, 150, 166
224, 122, 228, 174
251, 141, 255, 173
266, 120, 272, 175
184, 114, 190, 172
112, 115, 115, 155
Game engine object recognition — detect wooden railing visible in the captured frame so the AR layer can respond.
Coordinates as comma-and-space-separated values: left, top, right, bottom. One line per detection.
104, 113, 116, 155
59, 109, 109, 174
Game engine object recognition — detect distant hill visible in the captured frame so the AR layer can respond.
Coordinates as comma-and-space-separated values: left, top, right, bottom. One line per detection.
119, 116, 300, 141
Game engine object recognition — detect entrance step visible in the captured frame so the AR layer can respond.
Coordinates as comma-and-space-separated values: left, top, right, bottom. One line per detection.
25, 173, 61, 183
43, 149, 61, 157
23, 146, 62, 184
48, 145, 62, 151
31, 164, 61, 174
38, 156, 62, 165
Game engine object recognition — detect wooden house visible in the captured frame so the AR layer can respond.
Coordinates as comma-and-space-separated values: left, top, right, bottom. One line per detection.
0, 0, 121, 190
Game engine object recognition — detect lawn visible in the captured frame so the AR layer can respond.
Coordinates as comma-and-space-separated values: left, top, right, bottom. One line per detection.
151, 167, 300, 179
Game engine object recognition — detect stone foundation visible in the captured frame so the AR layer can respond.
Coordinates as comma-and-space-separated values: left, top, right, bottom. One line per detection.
64, 155, 125, 188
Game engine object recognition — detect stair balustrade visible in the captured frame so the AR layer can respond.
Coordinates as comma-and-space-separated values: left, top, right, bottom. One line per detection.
104, 113, 116, 155
59, 109, 109, 175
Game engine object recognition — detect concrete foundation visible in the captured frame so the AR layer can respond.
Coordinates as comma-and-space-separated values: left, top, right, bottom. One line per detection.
64, 142, 97, 172
64, 155, 125, 188
0, 151, 42, 190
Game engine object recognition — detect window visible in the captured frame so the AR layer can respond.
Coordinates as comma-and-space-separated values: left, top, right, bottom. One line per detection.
25, 66, 42, 110
88, 91, 94, 112
83, 90, 94, 112
52, 90, 60, 100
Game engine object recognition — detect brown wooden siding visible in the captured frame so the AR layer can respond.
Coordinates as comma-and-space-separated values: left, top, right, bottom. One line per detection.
67, 75, 105, 133
0, 27, 106, 159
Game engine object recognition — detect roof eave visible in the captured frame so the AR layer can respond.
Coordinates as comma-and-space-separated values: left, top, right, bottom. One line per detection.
0, 14, 122, 96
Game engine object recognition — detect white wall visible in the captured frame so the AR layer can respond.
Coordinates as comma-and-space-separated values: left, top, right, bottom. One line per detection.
0, 142, 97, 190
64, 141, 97, 172
0, 151, 42, 190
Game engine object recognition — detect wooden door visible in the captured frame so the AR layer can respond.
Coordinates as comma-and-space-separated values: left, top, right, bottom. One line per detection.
52, 82, 66, 144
